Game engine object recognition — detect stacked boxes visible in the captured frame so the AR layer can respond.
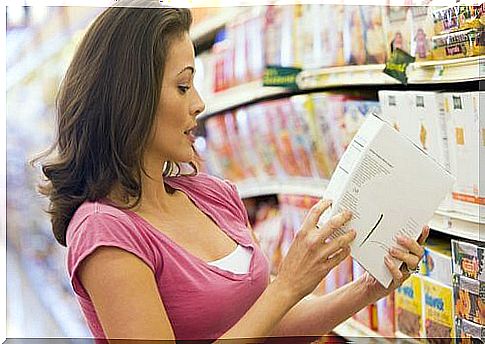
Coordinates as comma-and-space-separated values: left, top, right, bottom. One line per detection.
395, 274, 425, 337
452, 239, 485, 342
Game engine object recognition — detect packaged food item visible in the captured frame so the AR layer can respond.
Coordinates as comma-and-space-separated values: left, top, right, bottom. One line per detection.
455, 317, 485, 343
361, 5, 387, 64
340, 99, 380, 150
298, 4, 321, 69
452, 240, 485, 282
378, 90, 411, 131
444, 92, 485, 218
264, 5, 283, 66
410, 5, 434, 60
453, 274, 485, 325
422, 276, 455, 342
432, 4, 485, 35
423, 237, 453, 287
383, 5, 413, 58
323, 4, 346, 67
212, 29, 234, 92
343, 5, 367, 65
431, 28, 485, 60
395, 274, 424, 337
377, 291, 395, 336
234, 107, 263, 179
245, 11, 265, 82
352, 259, 378, 330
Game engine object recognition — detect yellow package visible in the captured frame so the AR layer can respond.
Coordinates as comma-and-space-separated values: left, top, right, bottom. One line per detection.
431, 29, 485, 60
423, 277, 455, 343
395, 274, 424, 338
432, 5, 484, 35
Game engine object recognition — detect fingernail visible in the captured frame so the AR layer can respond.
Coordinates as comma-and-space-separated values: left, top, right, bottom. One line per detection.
396, 235, 406, 243
390, 247, 398, 255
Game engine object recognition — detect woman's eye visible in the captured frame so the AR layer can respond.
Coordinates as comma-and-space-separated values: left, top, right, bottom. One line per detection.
178, 85, 190, 94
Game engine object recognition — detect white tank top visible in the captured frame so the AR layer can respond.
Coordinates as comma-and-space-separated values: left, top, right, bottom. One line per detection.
207, 244, 252, 274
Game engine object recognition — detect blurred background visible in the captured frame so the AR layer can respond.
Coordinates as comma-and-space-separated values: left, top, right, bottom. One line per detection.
6, 1, 484, 341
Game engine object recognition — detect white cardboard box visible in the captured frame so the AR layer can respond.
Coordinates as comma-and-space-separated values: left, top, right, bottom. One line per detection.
317, 114, 455, 288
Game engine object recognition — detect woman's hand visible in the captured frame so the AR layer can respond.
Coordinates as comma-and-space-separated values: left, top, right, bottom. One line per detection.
274, 199, 357, 302
361, 225, 430, 299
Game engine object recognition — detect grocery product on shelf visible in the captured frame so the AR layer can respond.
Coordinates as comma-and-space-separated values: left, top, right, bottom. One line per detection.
422, 276, 455, 342
395, 274, 425, 337
343, 6, 367, 66
452, 239, 485, 282
361, 5, 388, 64
431, 4, 484, 36
453, 274, 485, 325
377, 90, 409, 131
431, 28, 485, 60
444, 92, 484, 218
422, 237, 453, 287
376, 292, 395, 337
455, 317, 485, 342
410, 5, 434, 60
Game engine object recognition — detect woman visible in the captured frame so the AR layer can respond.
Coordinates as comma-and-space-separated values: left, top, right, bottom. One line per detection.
35, 2, 429, 342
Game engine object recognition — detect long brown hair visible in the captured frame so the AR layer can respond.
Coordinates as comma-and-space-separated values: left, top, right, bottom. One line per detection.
32, 3, 194, 246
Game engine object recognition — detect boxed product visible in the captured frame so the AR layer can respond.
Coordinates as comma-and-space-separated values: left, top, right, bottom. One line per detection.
410, 5, 434, 60
455, 317, 485, 343
263, 5, 283, 66
234, 107, 264, 179
230, 19, 248, 86
383, 5, 413, 57
444, 92, 485, 218
452, 240, 485, 282
431, 28, 485, 60
377, 90, 411, 131
343, 5, 367, 65
322, 4, 346, 67
361, 5, 388, 64
453, 274, 485, 325
376, 291, 395, 337
352, 259, 378, 330
422, 276, 455, 342
432, 4, 484, 35
340, 99, 380, 150
395, 274, 424, 337
422, 237, 453, 287
245, 11, 265, 82
400, 91, 449, 171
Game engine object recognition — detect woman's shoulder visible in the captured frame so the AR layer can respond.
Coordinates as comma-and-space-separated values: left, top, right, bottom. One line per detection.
166, 172, 238, 198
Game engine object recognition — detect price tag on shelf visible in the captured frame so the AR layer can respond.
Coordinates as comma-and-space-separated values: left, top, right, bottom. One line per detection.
432, 65, 445, 81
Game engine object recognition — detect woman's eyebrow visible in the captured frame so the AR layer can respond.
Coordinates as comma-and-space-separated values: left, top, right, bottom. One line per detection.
177, 66, 194, 75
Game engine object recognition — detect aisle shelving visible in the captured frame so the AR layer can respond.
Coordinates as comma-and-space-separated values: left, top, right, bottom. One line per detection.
236, 177, 327, 199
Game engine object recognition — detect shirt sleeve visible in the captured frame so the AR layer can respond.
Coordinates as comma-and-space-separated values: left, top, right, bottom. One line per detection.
223, 179, 250, 227
66, 212, 159, 298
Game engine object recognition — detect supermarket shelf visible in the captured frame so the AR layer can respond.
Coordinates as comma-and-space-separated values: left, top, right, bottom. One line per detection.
429, 210, 483, 242
407, 56, 483, 84
190, 6, 249, 43
235, 177, 327, 199
199, 80, 291, 119
297, 64, 399, 90
333, 318, 384, 341
296, 57, 483, 90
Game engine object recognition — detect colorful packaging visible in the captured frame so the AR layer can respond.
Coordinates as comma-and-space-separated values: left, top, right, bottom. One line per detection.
422, 277, 455, 342
298, 4, 320, 69
245, 11, 265, 82
340, 99, 380, 150
455, 317, 485, 343
431, 28, 485, 60
264, 6, 283, 66
323, 4, 346, 67
352, 259, 378, 330
361, 5, 388, 64
432, 4, 485, 35
395, 274, 424, 337
223, 111, 254, 180
410, 5, 434, 60
453, 274, 485, 325
377, 292, 395, 337
384, 5, 413, 58
452, 240, 485, 282
423, 237, 453, 287
444, 92, 485, 217
343, 6, 367, 65
234, 107, 263, 179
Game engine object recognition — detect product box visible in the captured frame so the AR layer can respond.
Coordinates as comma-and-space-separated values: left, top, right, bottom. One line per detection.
322, 4, 346, 67
378, 90, 411, 131
395, 274, 425, 337
423, 237, 453, 287
410, 5, 434, 60
455, 317, 485, 343
234, 107, 264, 179
452, 239, 485, 282
361, 5, 387, 64
223, 111, 254, 180
431, 28, 485, 60
298, 4, 320, 69
245, 12, 265, 82
422, 276, 455, 342
377, 291, 395, 337
383, 5, 413, 57
352, 259, 378, 330
340, 99, 379, 151
263, 6, 283, 66
432, 4, 484, 35
343, 5, 367, 65
453, 274, 485, 325
444, 92, 485, 218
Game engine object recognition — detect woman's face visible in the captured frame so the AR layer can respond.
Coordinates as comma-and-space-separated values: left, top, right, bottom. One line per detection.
145, 33, 205, 165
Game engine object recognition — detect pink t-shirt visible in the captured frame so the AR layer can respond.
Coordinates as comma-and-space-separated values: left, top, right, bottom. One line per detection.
66, 173, 270, 341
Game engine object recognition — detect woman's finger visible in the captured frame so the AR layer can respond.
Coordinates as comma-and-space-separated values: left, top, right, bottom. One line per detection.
385, 254, 403, 282
325, 245, 351, 270
318, 210, 352, 241
396, 234, 425, 259
301, 199, 333, 234
321, 229, 356, 259
417, 225, 430, 245
389, 246, 420, 270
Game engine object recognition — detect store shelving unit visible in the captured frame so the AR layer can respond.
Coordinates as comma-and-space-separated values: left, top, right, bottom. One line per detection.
429, 210, 483, 242
236, 177, 327, 199
296, 57, 483, 90
200, 80, 291, 119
